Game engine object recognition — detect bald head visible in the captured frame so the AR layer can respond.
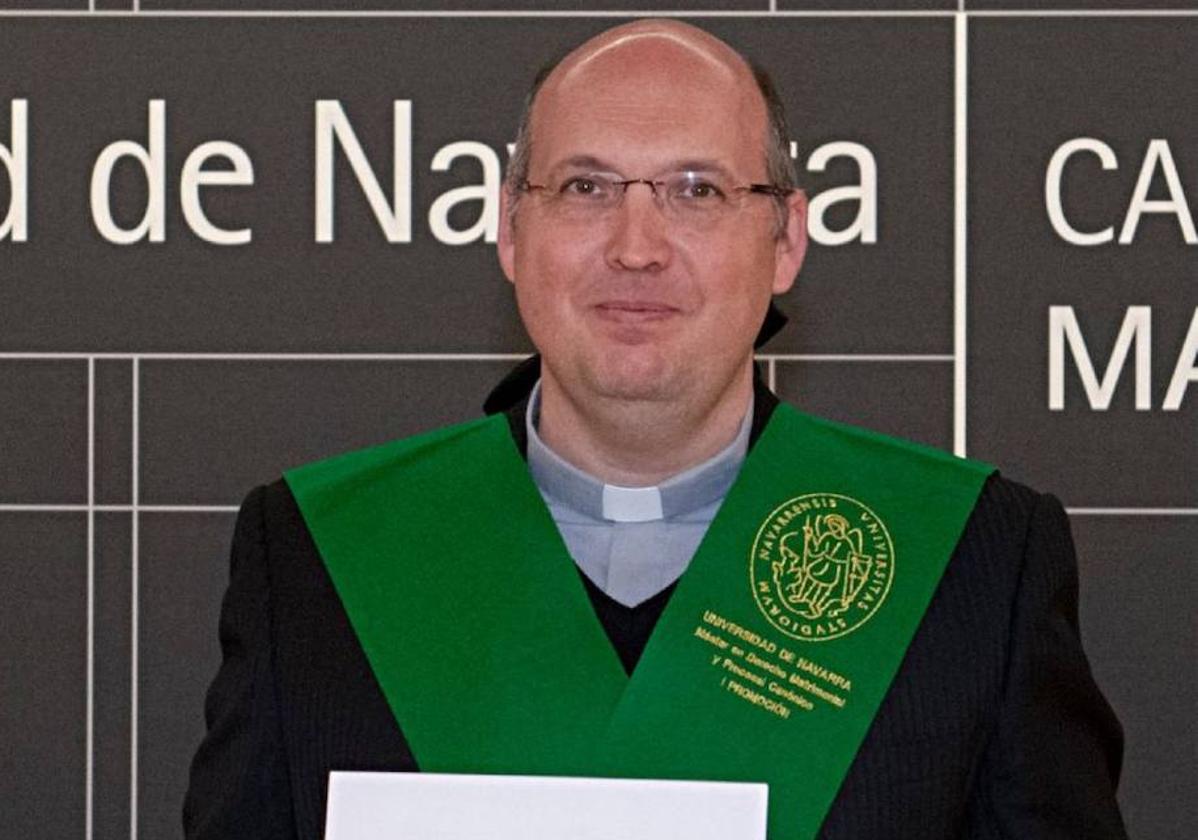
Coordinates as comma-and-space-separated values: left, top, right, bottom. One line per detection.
541, 20, 758, 108
505, 20, 796, 222
553, 18, 749, 70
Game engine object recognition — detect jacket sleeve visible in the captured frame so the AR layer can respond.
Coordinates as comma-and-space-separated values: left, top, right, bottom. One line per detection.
183, 485, 298, 840
965, 492, 1127, 839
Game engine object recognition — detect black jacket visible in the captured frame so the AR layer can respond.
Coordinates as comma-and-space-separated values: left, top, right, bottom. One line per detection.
184, 374, 1126, 840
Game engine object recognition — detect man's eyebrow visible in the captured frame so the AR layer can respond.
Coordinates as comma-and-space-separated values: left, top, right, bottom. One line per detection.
543, 156, 739, 179
545, 155, 616, 176
668, 159, 737, 179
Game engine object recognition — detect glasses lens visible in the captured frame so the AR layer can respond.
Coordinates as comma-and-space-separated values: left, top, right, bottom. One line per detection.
665, 173, 731, 207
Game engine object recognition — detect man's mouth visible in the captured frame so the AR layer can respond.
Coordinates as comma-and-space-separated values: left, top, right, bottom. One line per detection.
593, 301, 681, 322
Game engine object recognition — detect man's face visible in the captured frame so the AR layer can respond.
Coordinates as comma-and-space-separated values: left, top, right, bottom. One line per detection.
498, 30, 807, 408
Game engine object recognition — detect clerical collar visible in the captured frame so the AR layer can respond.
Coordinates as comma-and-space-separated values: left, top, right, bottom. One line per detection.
525, 381, 752, 523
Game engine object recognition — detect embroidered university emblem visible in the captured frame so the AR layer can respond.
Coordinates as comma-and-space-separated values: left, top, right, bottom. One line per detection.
750, 494, 895, 642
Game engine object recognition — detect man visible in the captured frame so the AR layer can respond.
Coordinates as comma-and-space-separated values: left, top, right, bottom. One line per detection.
184, 20, 1127, 840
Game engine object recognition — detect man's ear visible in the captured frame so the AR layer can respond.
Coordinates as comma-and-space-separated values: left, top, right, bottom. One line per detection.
772, 188, 808, 295
497, 184, 518, 285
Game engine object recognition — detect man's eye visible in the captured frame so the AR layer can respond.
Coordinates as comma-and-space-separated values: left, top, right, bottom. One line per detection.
677, 180, 727, 201
560, 177, 605, 197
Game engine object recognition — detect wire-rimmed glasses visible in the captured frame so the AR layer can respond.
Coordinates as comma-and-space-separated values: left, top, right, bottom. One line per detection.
517, 171, 792, 229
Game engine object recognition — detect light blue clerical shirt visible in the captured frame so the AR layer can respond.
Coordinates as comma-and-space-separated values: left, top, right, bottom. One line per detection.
525, 381, 752, 607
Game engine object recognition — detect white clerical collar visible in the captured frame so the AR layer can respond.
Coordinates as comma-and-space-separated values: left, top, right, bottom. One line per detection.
600, 484, 664, 523
525, 380, 752, 523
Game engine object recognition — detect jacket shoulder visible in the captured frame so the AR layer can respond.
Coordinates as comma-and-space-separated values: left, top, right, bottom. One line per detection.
972, 471, 1043, 525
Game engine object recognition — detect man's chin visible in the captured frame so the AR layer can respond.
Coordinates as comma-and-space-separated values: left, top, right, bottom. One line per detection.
582, 355, 682, 404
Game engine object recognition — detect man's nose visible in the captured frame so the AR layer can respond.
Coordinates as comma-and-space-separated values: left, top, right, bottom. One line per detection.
603, 184, 673, 272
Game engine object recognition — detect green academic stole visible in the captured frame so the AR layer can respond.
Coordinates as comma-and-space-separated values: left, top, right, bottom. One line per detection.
285, 404, 992, 840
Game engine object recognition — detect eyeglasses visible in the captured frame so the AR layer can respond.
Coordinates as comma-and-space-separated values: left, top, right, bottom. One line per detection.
517, 171, 792, 228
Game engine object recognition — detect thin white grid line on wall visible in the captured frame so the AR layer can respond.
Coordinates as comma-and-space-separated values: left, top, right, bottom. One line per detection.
0, 352, 531, 361
85, 357, 95, 840
132, 504, 242, 513
767, 354, 953, 362
0, 352, 952, 362
767, 358, 777, 392
953, 11, 967, 458
0, 504, 241, 513
962, 9, 1198, 16
1068, 508, 1198, 516
0, 10, 962, 19
129, 358, 139, 840
1, 9, 1196, 18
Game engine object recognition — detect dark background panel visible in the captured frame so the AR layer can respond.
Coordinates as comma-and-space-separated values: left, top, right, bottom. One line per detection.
968, 18, 1197, 507
95, 359, 133, 506
0, 360, 88, 504
0, 0, 84, 9
0, 17, 954, 355
1072, 515, 1197, 840
138, 358, 519, 503
137, 512, 238, 840
94, 512, 133, 840
0, 513, 87, 840
140, 1, 763, 8
140, 0, 950, 8
773, 359, 953, 449
778, 0, 954, 8
970, 1, 1196, 9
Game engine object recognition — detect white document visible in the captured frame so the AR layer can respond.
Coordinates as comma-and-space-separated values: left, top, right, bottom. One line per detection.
324, 771, 768, 840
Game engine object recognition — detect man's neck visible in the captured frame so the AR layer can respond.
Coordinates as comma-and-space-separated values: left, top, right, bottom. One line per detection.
536, 364, 755, 487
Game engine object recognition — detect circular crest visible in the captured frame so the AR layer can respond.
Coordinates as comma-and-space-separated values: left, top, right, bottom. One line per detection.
749, 493, 895, 642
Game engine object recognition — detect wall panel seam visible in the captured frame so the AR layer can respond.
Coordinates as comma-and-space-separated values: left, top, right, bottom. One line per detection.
129, 357, 139, 840
86, 357, 95, 840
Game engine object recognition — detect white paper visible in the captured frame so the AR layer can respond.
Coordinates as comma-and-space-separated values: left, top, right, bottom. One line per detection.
324, 771, 768, 840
